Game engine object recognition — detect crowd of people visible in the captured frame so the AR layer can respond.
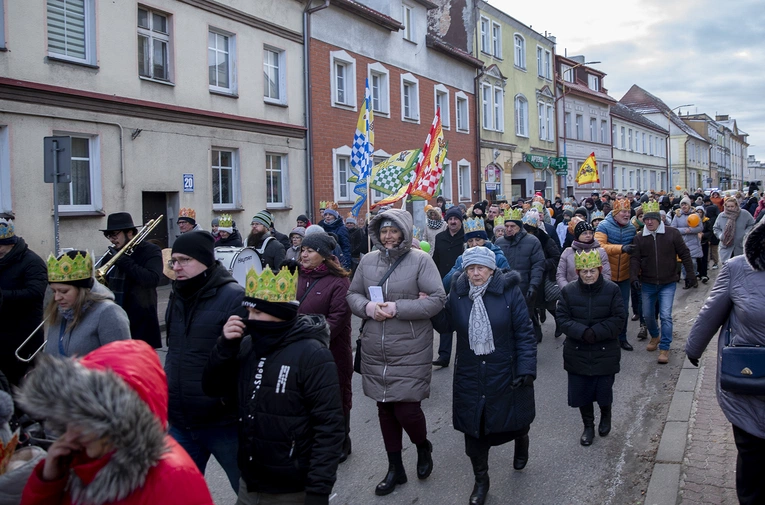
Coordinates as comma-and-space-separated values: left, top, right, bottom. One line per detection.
0, 183, 764, 505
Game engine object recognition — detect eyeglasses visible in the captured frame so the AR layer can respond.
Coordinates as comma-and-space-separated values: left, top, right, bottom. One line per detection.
104, 231, 122, 239
167, 257, 194, 269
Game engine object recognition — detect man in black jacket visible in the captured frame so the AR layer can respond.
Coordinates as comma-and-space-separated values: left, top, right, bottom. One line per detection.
204, 267, 344, 505
96, 212, 164, 348
0, 218, 47, 386
247, 210, 287, 271
432, 206, 465, 367
165, 231, 245, 492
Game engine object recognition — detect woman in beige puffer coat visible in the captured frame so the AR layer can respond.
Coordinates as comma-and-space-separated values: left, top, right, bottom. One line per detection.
347, 208, 446, 497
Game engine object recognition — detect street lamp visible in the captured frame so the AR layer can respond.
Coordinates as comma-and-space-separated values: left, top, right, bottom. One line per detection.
666, 103, 694, 193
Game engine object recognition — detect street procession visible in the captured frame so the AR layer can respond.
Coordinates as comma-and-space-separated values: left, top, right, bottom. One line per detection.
1, 1, 765, 505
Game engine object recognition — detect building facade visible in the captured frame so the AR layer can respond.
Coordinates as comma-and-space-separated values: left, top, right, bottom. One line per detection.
714, 115, 749, 191
682, 113, 723, 191
610, 102, 668, 193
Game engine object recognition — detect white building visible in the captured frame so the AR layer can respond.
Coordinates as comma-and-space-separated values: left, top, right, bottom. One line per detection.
610, 102, 668, 193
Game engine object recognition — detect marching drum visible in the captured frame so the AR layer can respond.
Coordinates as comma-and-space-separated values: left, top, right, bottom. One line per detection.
215, 247, 262, 285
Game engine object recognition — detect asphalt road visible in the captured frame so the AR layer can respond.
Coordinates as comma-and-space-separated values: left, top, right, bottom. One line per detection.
189, 275, 713, 505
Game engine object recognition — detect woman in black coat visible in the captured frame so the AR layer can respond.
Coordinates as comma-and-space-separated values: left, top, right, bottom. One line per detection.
556, 249, 624, 446
433, 246, 537, 505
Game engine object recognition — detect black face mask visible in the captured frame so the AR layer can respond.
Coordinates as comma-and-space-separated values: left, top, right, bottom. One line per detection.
173, 268, 212, 299
243, 318, 297, 356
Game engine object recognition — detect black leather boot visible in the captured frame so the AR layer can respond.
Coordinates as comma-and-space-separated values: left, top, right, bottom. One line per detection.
513, 434, 529, 470
375, 452, 407, 496
339, 413, 352, 463
468, 452, 490, 505
598, 405, 612, 437
416, 440, 433, 479
580, 404, 595, 446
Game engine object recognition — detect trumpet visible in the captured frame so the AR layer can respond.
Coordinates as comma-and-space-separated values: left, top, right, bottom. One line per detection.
96, 215, 164, 286
15, 317, 48, 363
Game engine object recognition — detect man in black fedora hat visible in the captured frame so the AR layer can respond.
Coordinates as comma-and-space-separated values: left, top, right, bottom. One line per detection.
96, 212, 164, 348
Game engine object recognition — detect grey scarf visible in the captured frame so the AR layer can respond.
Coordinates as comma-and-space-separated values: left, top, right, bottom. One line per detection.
468, 278, 494, 355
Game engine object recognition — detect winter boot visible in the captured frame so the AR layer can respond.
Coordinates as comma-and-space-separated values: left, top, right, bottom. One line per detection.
339, 413, 352, 463
375, 451, 407, 496
637, 325, 648, 340
598, 405, 612, 437
468, 452, 490, 505
513, 434, 529, 470
658, 349, 670, 364
646, 337, 660, 352
416, 440, 433, 479
579, 404, 595, 446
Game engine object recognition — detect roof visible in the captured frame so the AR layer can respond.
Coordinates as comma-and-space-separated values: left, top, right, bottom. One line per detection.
426, 35, 484, 68
411, 0, 438, 8
610, 102, 667, 134
331, 0, 404, 31
620, 85, 706, 142
561, 80, 616, 104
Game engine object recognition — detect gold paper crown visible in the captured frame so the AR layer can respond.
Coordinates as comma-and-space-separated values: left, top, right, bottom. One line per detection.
575, 250, 602, 270
47, 251, 93, 283
319, 201, 338, 211
0, 219, 14, 240
244, 266, 298, 303
463, 217, 486, 235
611, 199, 631, 212
531, 201, 545, 213
218, 214, 233, 228
494, 215, 505, 227
641, 201, 660, 214
507, 208, 523, 222
179, 207, 196, 220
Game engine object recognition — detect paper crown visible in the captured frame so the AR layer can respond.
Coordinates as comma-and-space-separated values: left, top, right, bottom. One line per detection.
218, 214, 233, 228
506, 208, 523, 222
522, 209, 540, 228
47, 251, 93, 283
611, 199, 631, 212
412, 225, 422, 240
499, 203, 510, 210
244, 266, 297, 303
319, 201, 338, 211
0, 219, 14, 240
575, 250, 602, 270
494, 215, 505, 227
178, 207, 196, 220
590, 210, 605, 221
641, 201, 660, 214
463, 217, 486, 235
531, 201, 545, 213
562, 204, 575, 213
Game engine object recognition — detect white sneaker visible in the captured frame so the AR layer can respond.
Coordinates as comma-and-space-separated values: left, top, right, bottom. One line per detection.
712, 264, 718, 270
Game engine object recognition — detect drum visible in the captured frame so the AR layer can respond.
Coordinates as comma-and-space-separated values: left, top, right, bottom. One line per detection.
215, 247, 262, 285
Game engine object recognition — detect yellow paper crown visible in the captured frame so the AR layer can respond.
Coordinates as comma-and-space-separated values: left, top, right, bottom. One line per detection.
494, 215, 505, 227
244, 266, 298, 303
47, 251, 93, 283
611, 199, 631, 212
575, 250, 602, 270
641, 201, 660, 214
319, 201, 338, 211
179, 207, 196, 220
531, 201, 545, 213
463, 217, 486, 235
218, 214, 233, 228
0, 219, 14, 240
506, 208, 523, 222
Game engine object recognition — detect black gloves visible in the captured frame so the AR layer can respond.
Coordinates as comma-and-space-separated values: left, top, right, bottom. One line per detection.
687, 356, 699, 367
631, 280, 641, 291
582, 328, 596, 344
512, 375, 535, 388
684, 277, 699, 289
621, 244, 636, 255
526, 286, 537, 302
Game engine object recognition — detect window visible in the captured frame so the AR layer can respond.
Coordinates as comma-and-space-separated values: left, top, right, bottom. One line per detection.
588, 74, 599, 91
455, 92, 469, 133
649, 134, 653, 155
458, 160, 471, 200
601, 120, 607, 144
47, 0, 96, 65
642, 132, 646, 154
589, 118, 597, 141
612, 124, 617, 148
493, 88, 503, 131
55, 134, 101, 211
538, 102, 545, 139
138, 6, 170, 81
333, 146, 353, 202
212, 149, 238, 209
491, 22, 502, 58
209, 30, 236, 94
514, 95, 528, 137
402, 4, 414, 42
575, 115, 583, 140
265, 153, 287, 207
480, 17, 490, 53
537, 47, 552, 78
331, 50, 356, 109
546, 104, 553, 141
264, 46, 286, 104
544, 50, 551, 79
440, 159, 452, 201
561, 63, 573, 83
401, 73, 419, 122
369, 63, 390, 114
434, 85, 450, 128
564, 112, 571, 138
481, 84, 492, 130
628, 128, 633, 150
0, 126, 10, 214
514, 34, 525, 69
620, 126, 625, 149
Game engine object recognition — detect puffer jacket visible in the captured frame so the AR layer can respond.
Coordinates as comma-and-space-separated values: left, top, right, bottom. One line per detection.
19, 340, 213, 505
557, 276, 623, 376
318, 218, 352, 270
686, 220, 765, 439
432, 271, 536, 437
164, 263, 245, 429
203, 315, 344, 498
670, 209, 703, 258
346, 209, 446, 403
713, 210, 755, 262
494, 230, 545, 294
442, 242, 510, 291
594, 213, 636, 282
556, 240, 611, 288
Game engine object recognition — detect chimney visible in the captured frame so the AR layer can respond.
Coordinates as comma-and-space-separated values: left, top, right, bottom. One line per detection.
716, 114, 729, 121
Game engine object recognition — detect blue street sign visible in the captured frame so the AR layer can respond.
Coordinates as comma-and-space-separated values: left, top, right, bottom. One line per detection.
183, 173, 194, 193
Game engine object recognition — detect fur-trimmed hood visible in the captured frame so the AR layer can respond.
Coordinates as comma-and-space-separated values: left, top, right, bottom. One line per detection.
16, 340, 168, 505
744, 218, 765, 271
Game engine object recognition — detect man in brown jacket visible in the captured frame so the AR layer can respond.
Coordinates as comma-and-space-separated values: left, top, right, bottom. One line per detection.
630, 202, 697, 364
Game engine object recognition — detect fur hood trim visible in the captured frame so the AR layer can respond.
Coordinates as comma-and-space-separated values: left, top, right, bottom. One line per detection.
744, 218, 765, 271
16, 342, 168, 505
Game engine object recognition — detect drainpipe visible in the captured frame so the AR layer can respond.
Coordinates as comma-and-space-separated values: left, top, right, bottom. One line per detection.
303, 0, 330, 222
473, 1, 483, 203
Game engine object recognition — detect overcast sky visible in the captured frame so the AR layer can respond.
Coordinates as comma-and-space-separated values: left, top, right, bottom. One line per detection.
490, 0, 765, 162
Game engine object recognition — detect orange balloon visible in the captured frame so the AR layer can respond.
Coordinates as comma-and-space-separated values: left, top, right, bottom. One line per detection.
687, 213, 700, 227
675, 185, 682, 190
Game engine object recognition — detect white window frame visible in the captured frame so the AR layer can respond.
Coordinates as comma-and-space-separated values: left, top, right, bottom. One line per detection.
0, 126, 10, 214
628, 128, 633, 151
493, 87, 504, 132
544, 49, 552, 79
265, 152, 288, 208
514, 34, 525, 69
54, 132, 102, 212
434, 84, 450, 129
491, 22, 502, 58
649, 134, 654, 155
545, 104, 553, 141
370, 151, 391, 202
208, 28, 237, 95
332, 146, 353, 203
137, 6, 172, 82
601, 120, 608, 144
481, 84, 492, 130
330, 50, 356, 110
642, 132, 646, 154
263, 45, 286, 105
402, 4, 414, 42
575, 114, 583, 140
455, 91, 469, 133
458, 159, 472, 201
514, 94, 528, 137
211, 148, 240, 210
612, 124, 618, 148
588, 74, 599, 91
561, 63, 573, 83
538, 102, 545, 139
479, 16, 490, 54
620, 126, 625, 149
440, 158, 453, 201
401, 72, 420, 123
47, 0, 96, 65
564, 112, 571, 138
368, 62, 390, 115
589, 118, 597, 142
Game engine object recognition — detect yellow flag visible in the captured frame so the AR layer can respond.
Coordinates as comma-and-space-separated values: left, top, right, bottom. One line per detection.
576, 152, 600, 185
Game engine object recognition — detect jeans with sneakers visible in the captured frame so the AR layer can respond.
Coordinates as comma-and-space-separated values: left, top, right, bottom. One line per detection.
641, 282, 677, 351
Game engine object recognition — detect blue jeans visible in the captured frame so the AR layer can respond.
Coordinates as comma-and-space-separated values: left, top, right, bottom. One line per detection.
641, 282, 677, 351
615, 280, 630, 342
170, 424, 240, 493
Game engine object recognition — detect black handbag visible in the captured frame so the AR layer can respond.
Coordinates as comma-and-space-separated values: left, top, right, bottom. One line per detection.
354, 253, 409, 374
719, 323, 765, 395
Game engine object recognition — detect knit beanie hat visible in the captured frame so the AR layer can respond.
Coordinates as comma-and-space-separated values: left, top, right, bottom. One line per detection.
171, 230, 215, 267
301, 232, 337, 259
323, 209, 340, 220
378, 218, 402, 234
289, 226, 306, 238
574, 207, 589, 219
305, 224, 325, 236
297, 215, 310, 225
562, 209, 574, 218
345, 216, 357, 225
574, 221, 594, 239
462, 246, 496, 271
445, 206, 464, 222
680, 196, 692, 207
251, 210, 273, 228
211, 218, 220, 227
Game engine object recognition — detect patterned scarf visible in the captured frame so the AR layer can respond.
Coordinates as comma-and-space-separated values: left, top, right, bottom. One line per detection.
468, 277, 494, 355
722, 205, 740, 248
427, 218, 443, 230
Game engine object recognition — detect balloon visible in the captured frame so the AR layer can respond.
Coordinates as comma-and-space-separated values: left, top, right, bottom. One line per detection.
675, 185, 682, 191
419, 241, 431, 253
687, 213, 700, 227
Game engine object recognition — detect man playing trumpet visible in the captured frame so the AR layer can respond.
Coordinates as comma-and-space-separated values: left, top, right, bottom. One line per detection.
96, 212, 164, 348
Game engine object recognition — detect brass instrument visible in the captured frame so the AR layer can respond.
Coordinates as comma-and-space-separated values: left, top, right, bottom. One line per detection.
95, 215, 164, 286
15, 317, 48, 363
